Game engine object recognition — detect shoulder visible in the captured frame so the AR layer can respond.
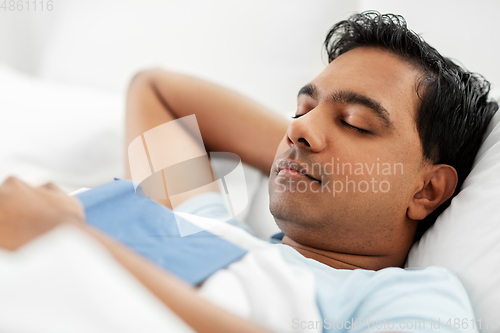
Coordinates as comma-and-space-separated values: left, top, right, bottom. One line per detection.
276, 246, 477, 332
359, 266, 472, 309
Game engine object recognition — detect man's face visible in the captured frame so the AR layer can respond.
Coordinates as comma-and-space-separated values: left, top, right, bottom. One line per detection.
269, 47, 426, 257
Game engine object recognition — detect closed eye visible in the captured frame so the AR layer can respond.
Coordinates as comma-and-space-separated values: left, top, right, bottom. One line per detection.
340, 119, 371, 134
293, 114, 372, 135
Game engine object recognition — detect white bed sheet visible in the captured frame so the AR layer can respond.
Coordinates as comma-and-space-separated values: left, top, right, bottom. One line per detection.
0, 213, 322, 333
0, 225, 194, 333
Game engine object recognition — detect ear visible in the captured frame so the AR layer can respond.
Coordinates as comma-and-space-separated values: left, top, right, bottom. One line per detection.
407, 164, 458, 221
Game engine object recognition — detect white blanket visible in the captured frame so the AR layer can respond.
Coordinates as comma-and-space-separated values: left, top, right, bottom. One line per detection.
0, 225, 193, 333
0, 214, 322, 333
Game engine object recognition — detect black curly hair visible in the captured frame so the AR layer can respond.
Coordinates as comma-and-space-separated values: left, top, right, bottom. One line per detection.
324, 11, 498, 241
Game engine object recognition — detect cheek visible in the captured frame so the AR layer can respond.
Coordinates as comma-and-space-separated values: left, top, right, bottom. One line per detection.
330, 147, 416, 200
360, 153, 420, 216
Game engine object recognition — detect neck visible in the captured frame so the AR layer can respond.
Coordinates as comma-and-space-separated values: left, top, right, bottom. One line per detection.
282, 236, 406, 270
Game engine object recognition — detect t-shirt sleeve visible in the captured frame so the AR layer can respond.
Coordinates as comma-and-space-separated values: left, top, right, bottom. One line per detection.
342, 266, 478, 333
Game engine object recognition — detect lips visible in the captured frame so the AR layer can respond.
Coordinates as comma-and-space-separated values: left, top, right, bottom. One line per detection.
276, 159, 321, 182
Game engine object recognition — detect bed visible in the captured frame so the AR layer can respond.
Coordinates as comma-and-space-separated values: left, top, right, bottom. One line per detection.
1, 1, 499, 332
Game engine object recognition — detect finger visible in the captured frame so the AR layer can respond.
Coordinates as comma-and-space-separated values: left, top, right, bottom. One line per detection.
0, 177, 33, 199
1, 176, 29, 189
39, 182, 64, 193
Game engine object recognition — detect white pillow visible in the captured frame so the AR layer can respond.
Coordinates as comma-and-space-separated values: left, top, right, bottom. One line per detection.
0, 64, 125, 192
408, 109, 500, 333
0, 64, 265, 225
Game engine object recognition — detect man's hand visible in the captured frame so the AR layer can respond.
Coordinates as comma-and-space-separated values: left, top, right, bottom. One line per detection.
0, 176, 268, 332
0, 177, 85, 251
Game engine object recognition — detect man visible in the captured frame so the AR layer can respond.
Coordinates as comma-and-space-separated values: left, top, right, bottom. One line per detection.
0, 11, 497, 332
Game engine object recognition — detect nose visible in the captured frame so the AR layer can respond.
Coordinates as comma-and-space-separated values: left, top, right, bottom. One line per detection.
286, 111, 326, 152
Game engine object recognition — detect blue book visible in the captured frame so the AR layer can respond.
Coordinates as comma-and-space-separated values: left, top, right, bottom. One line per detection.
76, 179, 247, 285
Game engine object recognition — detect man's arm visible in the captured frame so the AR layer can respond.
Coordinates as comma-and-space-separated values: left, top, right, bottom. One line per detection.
126, 69, 290, 175
0, 178, 269, 333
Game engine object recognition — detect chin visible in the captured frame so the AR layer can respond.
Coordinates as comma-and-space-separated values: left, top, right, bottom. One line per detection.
269, 193, 317, 233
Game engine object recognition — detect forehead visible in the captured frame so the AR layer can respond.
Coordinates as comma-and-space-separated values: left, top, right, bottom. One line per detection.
310, 47, 422, 131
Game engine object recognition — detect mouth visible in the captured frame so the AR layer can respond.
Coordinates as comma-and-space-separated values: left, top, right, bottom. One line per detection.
276, 159, 321, 183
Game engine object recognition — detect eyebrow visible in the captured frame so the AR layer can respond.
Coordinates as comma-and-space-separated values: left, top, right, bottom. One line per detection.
298, 83, 393, 129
